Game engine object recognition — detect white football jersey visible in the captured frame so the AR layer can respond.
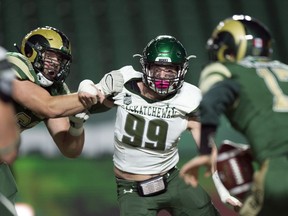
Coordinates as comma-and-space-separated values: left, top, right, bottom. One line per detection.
112, 66, 202, 174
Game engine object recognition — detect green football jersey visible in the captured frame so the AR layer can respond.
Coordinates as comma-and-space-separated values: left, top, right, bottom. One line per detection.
6, 52, 70, 131
199, 56, 288, 162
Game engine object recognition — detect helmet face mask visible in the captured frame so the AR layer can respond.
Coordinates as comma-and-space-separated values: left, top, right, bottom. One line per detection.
139, 35, 189, 96
145, 63, 183, 95
207, 15, 272, 62
21, 26, 72, 87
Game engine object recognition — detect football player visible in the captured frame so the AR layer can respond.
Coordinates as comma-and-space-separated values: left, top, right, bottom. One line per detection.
86, 35, 221, 215
0, 26, 98, 215
180, 15, 288, 216
0, 45, 19, 216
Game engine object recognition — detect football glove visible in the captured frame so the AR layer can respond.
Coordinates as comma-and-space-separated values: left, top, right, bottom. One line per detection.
78, 79, 98, 105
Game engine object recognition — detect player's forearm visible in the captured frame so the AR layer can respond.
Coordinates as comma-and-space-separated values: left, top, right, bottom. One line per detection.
56, 132, 84, 158
13, 80, 96, 118
45, 93, 87, 118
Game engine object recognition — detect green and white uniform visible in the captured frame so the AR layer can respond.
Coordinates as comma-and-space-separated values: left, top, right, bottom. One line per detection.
6, 52, 70, 131
0, 52, 70, 215
199, 56, 288, 216
111, 66, 220, 216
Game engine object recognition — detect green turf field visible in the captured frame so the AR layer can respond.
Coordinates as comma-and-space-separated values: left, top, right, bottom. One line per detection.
13, 155, 119, 216
12, 154, 237, 216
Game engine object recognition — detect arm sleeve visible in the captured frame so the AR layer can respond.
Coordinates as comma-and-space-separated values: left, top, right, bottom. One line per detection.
199, 79, 240, 154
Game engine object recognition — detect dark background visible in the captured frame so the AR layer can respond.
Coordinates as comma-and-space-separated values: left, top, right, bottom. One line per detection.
2, 0, 287, 215
1, 0, 288, 90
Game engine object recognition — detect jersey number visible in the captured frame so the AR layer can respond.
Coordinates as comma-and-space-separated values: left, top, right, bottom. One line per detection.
257, 68, 288, 112
122, 113, 168, 151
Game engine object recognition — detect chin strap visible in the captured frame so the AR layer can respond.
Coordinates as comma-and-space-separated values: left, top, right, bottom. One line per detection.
37, 73, 54, 87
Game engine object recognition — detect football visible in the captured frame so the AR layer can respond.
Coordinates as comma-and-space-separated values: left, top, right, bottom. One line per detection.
217, 140, 254, 200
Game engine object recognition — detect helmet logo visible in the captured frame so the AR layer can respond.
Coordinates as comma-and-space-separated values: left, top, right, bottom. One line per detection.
155, 57, 171, 62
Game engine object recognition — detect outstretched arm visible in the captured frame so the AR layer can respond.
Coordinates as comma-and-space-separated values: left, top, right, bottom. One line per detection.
12, 79, 98, 118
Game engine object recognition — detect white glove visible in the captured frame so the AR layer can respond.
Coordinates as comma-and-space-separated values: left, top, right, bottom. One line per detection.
68, 111, 90, 136
96, 70, 124, 96
212, 171, 242, 207
78, 79, 98, 94
78, 79, 98, 105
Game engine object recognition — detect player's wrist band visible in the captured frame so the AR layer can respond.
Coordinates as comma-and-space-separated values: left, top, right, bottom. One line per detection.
68, 116, 84, 136
68, 125, 83, 136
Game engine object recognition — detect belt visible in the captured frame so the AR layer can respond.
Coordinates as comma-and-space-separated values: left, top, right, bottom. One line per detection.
116, 166, 178, 185
163, 166, 178, 180
116, 167, 178, 196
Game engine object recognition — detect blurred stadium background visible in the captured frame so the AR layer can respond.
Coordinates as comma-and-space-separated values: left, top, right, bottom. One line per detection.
1, 0, 288, 215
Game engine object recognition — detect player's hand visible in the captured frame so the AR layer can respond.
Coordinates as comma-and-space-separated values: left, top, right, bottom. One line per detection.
179, 154, 212, 187
210, 145, 242, 208
96, 70, 124, 96
212, 171, 243, 208
78, 79, 98, 107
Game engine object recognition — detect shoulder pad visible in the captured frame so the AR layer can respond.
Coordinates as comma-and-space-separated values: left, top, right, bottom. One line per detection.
172, 82, 202, 114
117, 65, 142, 83
6, 52, 39, 84
199, 62, 232, 94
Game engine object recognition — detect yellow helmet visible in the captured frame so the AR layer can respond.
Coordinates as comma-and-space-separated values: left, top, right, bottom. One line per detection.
21, 26, 72, 86
207, 15, 272, 62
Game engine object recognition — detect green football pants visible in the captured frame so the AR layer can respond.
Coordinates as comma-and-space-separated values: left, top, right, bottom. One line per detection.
116, 167, 220, 216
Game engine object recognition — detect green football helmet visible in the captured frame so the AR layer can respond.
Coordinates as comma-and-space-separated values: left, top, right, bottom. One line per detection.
207, 15, 272, 62
136, 35, 193, 95
20, 26, 72, 87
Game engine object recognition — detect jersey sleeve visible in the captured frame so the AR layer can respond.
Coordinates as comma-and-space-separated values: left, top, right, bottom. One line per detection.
117, 65, 142, 83
200, 79, 241, 126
